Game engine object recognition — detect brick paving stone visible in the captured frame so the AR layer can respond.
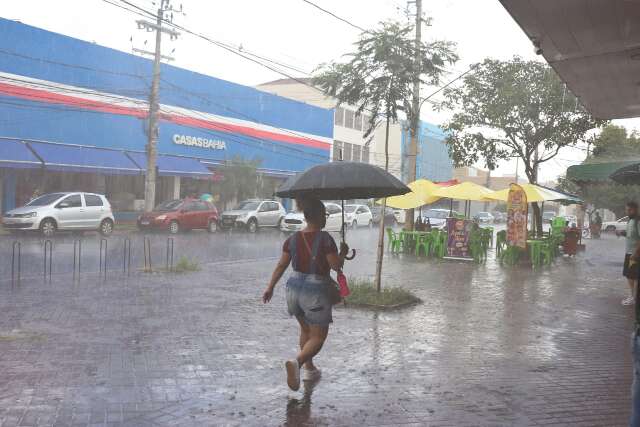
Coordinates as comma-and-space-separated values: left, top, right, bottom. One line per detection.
0, 232, 636, 425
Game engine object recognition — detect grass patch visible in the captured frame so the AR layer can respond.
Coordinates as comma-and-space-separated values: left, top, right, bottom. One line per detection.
345, 277, 421, 308
173, 256, 200, 273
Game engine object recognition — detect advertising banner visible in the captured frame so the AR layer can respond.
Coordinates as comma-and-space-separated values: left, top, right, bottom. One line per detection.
507, 183, 528, 248
445, 217, 473, 260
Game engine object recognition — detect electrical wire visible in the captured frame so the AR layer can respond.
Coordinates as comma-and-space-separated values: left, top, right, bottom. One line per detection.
300, 0, 367, 32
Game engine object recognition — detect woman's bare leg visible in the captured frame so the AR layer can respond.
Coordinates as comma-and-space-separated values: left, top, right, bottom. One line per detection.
296, 324, 329, 368
295, 316, 315, 370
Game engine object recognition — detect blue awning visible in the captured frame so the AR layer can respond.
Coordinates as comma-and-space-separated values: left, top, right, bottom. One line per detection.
28, 142, 141, 175
127, 152, 211, 178
0, 139, 42, 169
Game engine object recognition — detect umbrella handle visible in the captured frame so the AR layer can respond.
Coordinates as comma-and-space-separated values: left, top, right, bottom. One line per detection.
345, 249, 356, 260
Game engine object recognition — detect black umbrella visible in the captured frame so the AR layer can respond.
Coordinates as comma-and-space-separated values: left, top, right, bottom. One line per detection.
610, 163, 640, 185
276, 161, 410, 259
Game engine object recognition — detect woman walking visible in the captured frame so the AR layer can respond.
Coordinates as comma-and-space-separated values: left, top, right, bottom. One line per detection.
262, 198, 348, 391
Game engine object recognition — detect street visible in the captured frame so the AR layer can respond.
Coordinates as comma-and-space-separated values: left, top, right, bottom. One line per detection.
0, 230, 634, 426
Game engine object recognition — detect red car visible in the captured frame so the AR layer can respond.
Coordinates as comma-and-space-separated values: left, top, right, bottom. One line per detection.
137, 199, 218, 234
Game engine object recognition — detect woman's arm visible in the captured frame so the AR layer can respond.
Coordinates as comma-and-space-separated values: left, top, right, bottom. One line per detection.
262, 252, 291, 303
326, 242, 349, 272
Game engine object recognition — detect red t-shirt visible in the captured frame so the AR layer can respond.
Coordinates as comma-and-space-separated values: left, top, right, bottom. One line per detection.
283, 231, 338, 275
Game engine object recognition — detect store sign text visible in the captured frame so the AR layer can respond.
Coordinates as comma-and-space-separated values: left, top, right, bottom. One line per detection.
173, 134, 226, 150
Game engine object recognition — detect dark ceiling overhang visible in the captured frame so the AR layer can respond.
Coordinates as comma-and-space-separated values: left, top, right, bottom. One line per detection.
499, 0, 640, 120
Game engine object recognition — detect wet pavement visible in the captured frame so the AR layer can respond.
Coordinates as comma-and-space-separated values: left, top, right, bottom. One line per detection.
0, 229, 635, 426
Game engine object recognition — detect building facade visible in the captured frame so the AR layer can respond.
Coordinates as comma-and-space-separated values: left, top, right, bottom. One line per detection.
0, 19, 332, 212
256, 79, 404, 179
401, 120, 453, 183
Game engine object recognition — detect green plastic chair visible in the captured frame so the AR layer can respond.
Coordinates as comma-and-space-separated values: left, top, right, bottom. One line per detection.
415, 233, 433, 257
386, 228, 404, 254
482, 227, 494, 248
496, 230, 507, 257
500, 244, 521, 266
431, 230, 447, 258
469, 230, 486, 264
539, 241, 554, 266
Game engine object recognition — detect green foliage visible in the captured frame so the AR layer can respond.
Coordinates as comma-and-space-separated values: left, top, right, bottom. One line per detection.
558, 124, 640, 218
216, 157, 260, 207
313, 20, 458, 137
345, 278, 420, 307
173, 256, 200, 273
439, 57, 606, 181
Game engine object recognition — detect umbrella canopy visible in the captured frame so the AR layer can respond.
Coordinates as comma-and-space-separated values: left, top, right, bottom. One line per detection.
275, 161, 410, 200
433, 181, 495, 201
383, 179, 441, 209
487, 183, 580, 203
610, 163, 640, 185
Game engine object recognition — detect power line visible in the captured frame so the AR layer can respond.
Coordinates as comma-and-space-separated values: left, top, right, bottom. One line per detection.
300, 0, 367, 32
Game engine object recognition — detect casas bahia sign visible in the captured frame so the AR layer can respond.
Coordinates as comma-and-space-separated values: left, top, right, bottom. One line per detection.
172, 134, 226, 150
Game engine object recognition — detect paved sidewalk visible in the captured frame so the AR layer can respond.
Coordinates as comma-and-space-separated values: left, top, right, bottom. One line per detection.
0, 233, 635, 426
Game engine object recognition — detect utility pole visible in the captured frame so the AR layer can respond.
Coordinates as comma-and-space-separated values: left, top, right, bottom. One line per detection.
134, 0, 180, 212
406, 0, 422, 231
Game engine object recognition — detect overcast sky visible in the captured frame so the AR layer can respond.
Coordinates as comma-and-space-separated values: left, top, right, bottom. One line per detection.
4, 0, 638, 183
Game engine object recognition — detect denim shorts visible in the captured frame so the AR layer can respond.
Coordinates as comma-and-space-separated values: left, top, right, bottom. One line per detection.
285, 272, 332, 326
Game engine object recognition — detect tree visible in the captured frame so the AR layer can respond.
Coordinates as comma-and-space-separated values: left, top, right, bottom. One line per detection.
557, 124, 640, 218
313, 20, 457, 291
438, 57, 606, 234
217, 157, 260, 208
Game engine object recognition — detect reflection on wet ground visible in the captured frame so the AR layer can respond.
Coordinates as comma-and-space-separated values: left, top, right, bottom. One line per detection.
0, 230, 634, 425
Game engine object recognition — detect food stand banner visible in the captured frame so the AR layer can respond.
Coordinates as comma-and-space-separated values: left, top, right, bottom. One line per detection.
507, 183, 528, 248
445, 217, 473, 260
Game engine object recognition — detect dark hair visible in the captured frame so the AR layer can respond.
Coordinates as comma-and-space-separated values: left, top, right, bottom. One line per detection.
628, 201, 639, 210
303, 198, 325, 223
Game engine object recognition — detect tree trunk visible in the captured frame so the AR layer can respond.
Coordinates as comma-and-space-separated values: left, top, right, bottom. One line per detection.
531, 202, 543, 236
374, 114, 391, 293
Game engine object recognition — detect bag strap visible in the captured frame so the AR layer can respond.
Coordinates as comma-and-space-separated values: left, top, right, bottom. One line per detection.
289, 232, 299, 270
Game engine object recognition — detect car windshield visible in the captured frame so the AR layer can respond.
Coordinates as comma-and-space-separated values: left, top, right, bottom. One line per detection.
26, 193, 65, 206
235, 201, 260, 210
344, 206, 357, 213
155, 200, 183, 211
477, 212, 489, 217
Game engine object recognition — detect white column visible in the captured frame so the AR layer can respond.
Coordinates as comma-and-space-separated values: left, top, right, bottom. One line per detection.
172, 176, 181, 200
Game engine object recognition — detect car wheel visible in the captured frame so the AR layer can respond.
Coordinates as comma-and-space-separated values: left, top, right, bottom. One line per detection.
40, 218, 56, 237
247, 218, 258, 233
169, 220, 180, 234
606, 225, 616, 232
99, 219, 113, 236
208, 220, 217, 233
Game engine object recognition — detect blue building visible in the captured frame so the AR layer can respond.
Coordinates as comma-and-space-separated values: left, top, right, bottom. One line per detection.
401, 120, 453, 183
0, 18, 332, 212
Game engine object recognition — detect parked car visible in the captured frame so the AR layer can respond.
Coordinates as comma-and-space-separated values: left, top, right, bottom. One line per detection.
492, 211, 506, 223
137, 198, 218, 234
2, 192, 115, 237
344, 204, 373, 228
473, 211, 494, 224
542, 211, 556, 223
220, 199, 286, 233
603, 216, 628, 233
420, 208, 455, 230
371, 206, 397, 226
281, 202, 346, 233
564, 215, 578, 227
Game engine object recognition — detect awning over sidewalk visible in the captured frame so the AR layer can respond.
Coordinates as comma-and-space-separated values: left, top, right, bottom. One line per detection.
28, 141, 141, 175
0, 139, 42, 168
127, 152, 211, 178
566, 161, 640, 183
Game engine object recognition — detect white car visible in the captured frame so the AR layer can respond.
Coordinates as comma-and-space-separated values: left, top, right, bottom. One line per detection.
2, 192, 115, 237
344, 204, 373, 228
421, 208, 454, 230
603, 216, 628, 233
280, 202, 348, 233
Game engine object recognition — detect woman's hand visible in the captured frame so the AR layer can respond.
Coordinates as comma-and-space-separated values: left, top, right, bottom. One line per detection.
339, 242, 350, 257
262, 286, 274, 304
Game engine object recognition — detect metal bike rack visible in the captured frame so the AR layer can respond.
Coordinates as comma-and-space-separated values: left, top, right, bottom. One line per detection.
11, 241, 21, 285
165, 237, 174, 272
143, 237, 152, 272
72, 239, 82, 281
43, 240, 52, 283
99, 238, 108, 280
123, 238, 132, 276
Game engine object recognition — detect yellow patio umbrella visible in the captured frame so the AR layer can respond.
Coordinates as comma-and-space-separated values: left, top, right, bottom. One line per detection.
486, 183, 570, 203
381, 179, 441, 209
432, 181, 495, 201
